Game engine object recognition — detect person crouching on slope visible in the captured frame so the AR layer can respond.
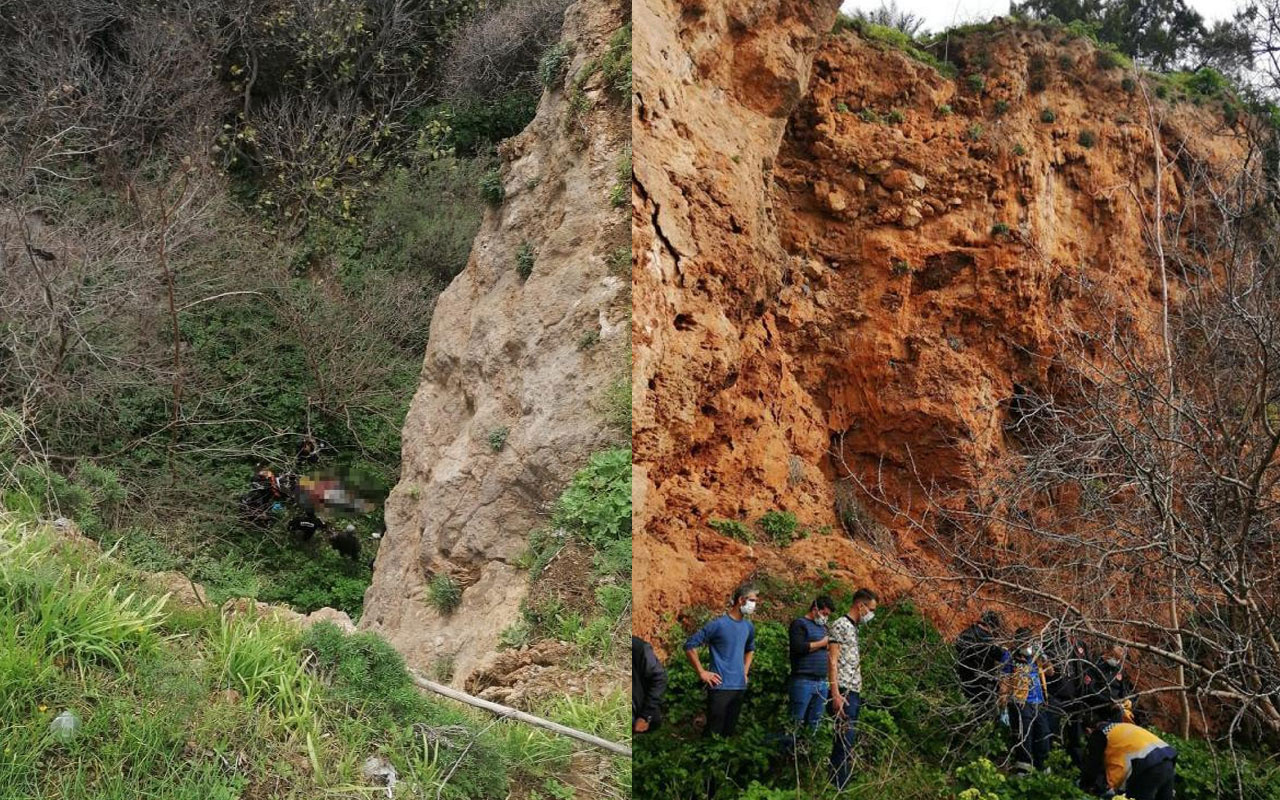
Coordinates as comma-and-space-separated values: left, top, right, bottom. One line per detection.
684, 583, 758, 737
1080, 708, 1177, 800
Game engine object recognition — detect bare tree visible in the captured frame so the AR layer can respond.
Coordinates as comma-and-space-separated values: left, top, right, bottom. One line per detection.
852, 1, 929, 38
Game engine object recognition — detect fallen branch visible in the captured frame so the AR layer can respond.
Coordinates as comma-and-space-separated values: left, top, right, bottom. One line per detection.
409, 671, 632, 757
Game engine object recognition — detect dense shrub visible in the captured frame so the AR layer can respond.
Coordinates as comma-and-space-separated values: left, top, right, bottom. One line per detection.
428, 574, 463, 613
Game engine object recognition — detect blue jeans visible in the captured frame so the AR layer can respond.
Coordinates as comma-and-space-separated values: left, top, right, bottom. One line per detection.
788, 676, 829, 732
829, 689, 862, 790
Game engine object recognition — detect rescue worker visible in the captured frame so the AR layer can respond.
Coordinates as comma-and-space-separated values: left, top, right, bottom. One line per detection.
1086, 644, 1139, 724
287, 510, 327, 541
999, 627, 1055, 772
1080, 709, 1177, 799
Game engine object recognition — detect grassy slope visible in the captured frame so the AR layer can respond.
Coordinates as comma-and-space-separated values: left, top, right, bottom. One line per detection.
0, 515, 628, 800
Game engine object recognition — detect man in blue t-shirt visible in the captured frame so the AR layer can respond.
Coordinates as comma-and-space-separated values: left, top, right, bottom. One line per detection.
684, 583, 759, 736
788, 595, 835, 732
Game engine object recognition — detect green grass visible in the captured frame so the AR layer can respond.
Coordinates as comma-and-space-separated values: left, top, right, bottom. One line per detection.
516, 241, 535, 279
0, 517, 525, 799
427, 574, 463, 614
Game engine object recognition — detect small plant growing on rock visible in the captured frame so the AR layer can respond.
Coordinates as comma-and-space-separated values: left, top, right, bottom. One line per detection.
858, 108, 882, 123
991, 222, 1011, 236
577, 329, 600, 350
538, 41, 570, 90
499, 619, 532, 649
427, 574, 462, 614
966, 73, 985, 92
1121, 76, 1136, 93
1095, 49, 1123, 70
610, 145, 631, 208
1155, 83, 1169, 99
479, 169, 504, 205
608, 246, 630, 275
1078, 129, 1096, 148
887, 109, 905, 124
515, 242, 535, 279
757, 510, 799, 547
488, 426, 510, 452
937, 104, 953, 116
430, 654, 456, 682
993, 99, 1009, 115
1012, 143, 1027, 156
965, 123, 984, 142
891, 259, 912, 276
835, 101, 850, 113
1057, 53, 1073, 70
1040, 108, 1056, 123
709, 518, 753, 544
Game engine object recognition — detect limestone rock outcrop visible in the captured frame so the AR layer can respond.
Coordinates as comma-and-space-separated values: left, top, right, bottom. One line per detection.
360, 0, 631, 684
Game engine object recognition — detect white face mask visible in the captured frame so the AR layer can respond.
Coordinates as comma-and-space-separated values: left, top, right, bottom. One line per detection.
741, 600, 756, 615
859, 610, 875, 625
816, 614, 829, 626
1022, 647, 1034, 658
1104, 657, 1121, 668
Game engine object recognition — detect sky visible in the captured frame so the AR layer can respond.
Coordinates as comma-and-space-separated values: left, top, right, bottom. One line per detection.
839, 0, 1245, 34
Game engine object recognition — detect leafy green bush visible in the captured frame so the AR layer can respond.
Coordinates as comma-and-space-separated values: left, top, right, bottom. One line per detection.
887, 109, 905, 124
610, 145, 632, 208
859, 108, 882, 123
994, 99, 1010, 115
892, 259, 912, 276
966, 74, 986, 92
552, 448, 631, 552
709, 517, 753, 543
480, 168, 505, 205
362, 158, 487, 285
516, 242, 535, 279
836, 101, 851, 113
756, 510, 798, 547
538, 41, 571, 90
938, 104, 954, 116
1039, 108, 1056, 123
428, 574, 463, 614
600, 24, 632, 100
1078, 129, 1096, 148
1012, 143, 1027, 156
1121, 76, 1137, 93
966, 123, 984, 142
992, 222, 1011, 236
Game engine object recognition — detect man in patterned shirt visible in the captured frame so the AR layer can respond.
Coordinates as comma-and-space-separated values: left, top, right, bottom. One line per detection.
827, 587, 878, 790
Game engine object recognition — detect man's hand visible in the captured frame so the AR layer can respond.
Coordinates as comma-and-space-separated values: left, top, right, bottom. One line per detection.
812, 636, 829, 651
832, 692, 847, 718
634, 717, 650, 733
699, 669, 723, 688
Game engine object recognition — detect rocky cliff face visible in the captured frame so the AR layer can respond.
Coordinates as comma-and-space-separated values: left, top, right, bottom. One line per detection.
361, 0, 630, 684
633, 9, 1246, 642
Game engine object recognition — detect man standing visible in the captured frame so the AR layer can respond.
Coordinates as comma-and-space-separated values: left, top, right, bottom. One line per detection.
1047, 627, 1092, 768
1000, 627, 1055, 773
684, 584, 758, 736
1086, 645, 1138, 724
632, 636, 668, 733
787, 595, 835, 734
954, 610, 1007, 711
828, 587, 877, 790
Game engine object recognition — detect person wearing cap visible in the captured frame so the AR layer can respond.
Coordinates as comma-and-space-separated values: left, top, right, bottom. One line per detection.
1080, 707, 1177, 799
684, 583, 758, 737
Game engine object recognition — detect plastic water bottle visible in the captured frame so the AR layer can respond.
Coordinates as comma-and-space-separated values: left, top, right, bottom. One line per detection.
49, 709, 81, 742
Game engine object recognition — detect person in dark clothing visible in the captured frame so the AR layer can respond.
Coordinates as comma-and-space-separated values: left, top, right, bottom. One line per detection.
1080, 708, 1177, 799
955, 610, 1007, 711
1046, 630, 1092, 768
1000, 627, 1055, 773
1084, 645, 1139, 724
787, 595, 835, 733
288, 510, 327, 541
328, 523, 362, 561
684, 583, 758, 737
632, 637, 668, 733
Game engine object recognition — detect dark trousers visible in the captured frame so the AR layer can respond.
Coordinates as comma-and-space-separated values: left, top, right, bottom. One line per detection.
705, 689, 746, 736
1009, 702, 1052, 770
1126, 756, 1176, 800
829, 690, 862, 790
